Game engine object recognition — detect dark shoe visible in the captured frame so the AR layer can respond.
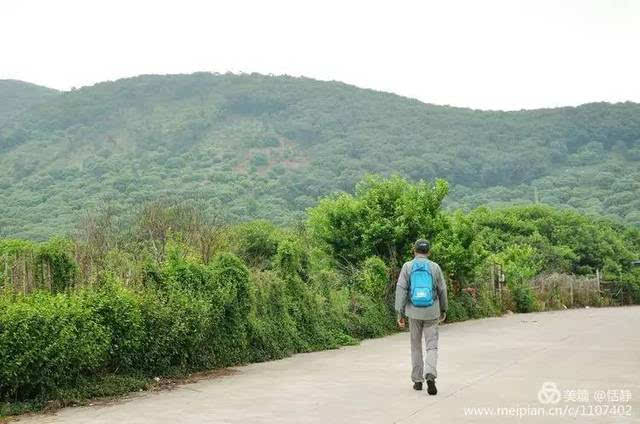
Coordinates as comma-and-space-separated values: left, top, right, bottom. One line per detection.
426, 378, 437, 395
413, 382, 423, 391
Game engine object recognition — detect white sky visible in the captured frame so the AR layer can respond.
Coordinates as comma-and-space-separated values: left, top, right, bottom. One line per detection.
1, 0, 639, 110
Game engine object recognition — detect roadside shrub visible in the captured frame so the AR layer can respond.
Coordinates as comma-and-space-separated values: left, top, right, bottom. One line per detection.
612, 272, 640, 305
458, 291, 478, 318
445, 296, 469, 322
323, 287, 358, 345
273, 237, 310, 281
355, 256, 388, 300
0, 238, 77, 293
510, 283, 538, 313
83, 278, 144, 372
443, 287, 502, 323
347, 291, 395, 338
207, 252, 251, 366
247, 271, 298, 362
272, 239, 323, 351
473, 287, 502, 317
347, 257, 395, 337
138, 249, 251, 370
230, 220, 281, 268
37, 238, 78, 292
137, 288, 213, 373
0, 239, 38, 291
0, 293, 110, 401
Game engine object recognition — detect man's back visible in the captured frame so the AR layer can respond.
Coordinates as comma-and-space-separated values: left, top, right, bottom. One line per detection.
395, 256, 448, 322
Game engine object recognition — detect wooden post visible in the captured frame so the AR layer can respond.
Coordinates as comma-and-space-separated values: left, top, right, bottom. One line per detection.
22, 257, 26, 295
24, 256, 28, 294
570, 279, 574, 307
491, 264, 495, 294
30, 251, 34, 291
9, 256, 13, 290
498, 265, 504, 304
3, 254, 7, 289
596, 269, 600, 293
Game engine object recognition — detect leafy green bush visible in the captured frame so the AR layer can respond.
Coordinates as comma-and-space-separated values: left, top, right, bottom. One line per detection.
83, 279, 144, 372
347, 291, 395, 338
611, 270, 640, 304
207, 253, 251, 366
445, 296, 469, 322
510, 283, 539, 313
356, 256, 388, 300
0, 293, 110, 401
247, 270, 299, 361
0, 237, 398, 409
231, 220, 282, 268
0, 250, 256, 402
136, 288, 212, 372
442, 286, 502, 323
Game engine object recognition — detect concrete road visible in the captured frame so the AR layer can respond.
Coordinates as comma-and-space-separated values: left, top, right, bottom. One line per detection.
18, 307, 640, 423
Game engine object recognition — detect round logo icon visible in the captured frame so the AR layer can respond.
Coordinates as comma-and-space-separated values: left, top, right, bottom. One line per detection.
538, 381, 561, 404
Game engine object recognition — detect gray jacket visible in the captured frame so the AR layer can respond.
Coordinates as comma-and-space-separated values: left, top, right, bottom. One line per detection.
394, 255, 448, 321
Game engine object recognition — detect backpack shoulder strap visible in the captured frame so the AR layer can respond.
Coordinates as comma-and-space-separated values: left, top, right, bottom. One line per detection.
427, 260, 437, 298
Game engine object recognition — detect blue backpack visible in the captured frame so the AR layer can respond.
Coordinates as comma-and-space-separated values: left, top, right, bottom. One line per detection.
409, 260, 435, 307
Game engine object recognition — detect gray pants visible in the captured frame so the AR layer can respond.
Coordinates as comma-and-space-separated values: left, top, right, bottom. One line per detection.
409, 318, 439, 382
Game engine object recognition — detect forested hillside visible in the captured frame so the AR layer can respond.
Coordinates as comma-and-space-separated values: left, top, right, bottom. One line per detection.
1, 73, 639, 239
0, 80, 58, 127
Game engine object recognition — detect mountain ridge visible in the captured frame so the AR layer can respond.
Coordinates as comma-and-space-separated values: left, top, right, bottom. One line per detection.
1, 73, 638, 239
0, 79, 59, 127
3, 74, 637, 113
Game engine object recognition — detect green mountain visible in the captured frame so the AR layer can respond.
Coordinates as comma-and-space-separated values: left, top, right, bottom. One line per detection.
0, 80, 58, 127
1, 73, 639, 239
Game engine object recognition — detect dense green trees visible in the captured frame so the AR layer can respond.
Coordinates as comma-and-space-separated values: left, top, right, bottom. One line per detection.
1, 74, 639, 239
309, 175, 449, 265
307, 176, 640, 305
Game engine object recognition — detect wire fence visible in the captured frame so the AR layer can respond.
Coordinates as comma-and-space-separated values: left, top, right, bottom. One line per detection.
530, 272, 604, 309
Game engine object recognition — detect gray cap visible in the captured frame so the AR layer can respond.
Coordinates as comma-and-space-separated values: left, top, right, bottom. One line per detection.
414, 239, 430, 253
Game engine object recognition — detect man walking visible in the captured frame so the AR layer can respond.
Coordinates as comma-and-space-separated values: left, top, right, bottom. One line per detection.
395, 239, 448, 395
